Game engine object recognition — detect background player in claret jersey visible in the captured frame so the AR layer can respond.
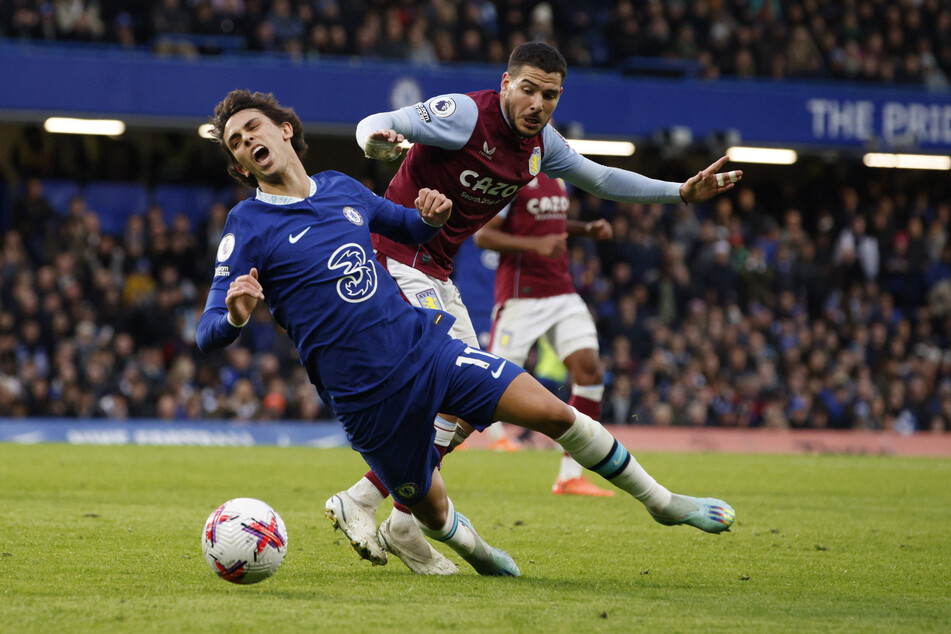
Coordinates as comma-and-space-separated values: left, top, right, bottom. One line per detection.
197, 89, 735, 578
328, 42, 743, 574
474, 173, 616, 497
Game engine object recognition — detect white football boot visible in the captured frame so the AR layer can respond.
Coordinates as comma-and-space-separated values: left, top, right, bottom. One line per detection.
324, 492, 387, 565
377, 511, 459, 575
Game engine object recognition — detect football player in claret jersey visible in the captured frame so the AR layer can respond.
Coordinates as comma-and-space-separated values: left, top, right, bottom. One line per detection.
329, 42, 742, 574
197, 89, 735, 577
474, 173, 616, 496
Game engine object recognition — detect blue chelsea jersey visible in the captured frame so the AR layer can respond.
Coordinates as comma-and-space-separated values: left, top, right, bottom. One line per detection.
196, 171, 454, 413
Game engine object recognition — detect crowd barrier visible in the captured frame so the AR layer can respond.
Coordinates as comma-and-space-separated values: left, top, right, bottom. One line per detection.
1, 419, 948, 457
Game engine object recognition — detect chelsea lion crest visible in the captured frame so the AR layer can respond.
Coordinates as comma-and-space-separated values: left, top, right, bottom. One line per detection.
343, 206, 364, 225
396, 482, 419, 499
529, 147, 541, 176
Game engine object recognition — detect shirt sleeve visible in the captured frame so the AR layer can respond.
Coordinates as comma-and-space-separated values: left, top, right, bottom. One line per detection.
355, 93, 478, 152
358, 180, 443, 245
196, 212, 260, 353
540, 125, 684, 204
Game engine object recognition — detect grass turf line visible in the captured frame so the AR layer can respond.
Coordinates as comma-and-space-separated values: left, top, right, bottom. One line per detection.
1, 444, 949, 632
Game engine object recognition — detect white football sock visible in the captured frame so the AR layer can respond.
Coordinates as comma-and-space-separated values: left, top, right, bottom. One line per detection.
555, 408, 672, 513
486, 421, 506, 441
433, 416, 457, 448
571, 383, 604, 402
347, 476, 385, 510
415, 499, 476, 555
556, 453, 584, 481
388, 505, 415, 530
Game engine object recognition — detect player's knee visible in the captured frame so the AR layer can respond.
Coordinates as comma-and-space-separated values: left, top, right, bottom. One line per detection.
574, 366, 603, 386
565, 350, 602, 385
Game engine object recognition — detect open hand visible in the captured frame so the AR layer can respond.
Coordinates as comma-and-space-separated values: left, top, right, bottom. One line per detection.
679, 156, 743, 203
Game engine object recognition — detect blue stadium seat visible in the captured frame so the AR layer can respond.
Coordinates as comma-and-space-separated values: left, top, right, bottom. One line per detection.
151, 33, 246, 52
0, 181, 7, 231
40, 179, 82, 215
152, 184, 218, 225
83, 181, 149, 235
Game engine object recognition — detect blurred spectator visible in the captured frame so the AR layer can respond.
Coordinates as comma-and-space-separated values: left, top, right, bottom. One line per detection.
4, 0, 949, 86
1, 6, 951, 430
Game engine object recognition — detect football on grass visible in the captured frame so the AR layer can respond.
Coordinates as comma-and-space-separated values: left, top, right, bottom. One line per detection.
202, 498, 288, 584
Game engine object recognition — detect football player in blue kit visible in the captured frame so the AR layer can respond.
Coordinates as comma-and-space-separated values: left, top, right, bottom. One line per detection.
197, 89, 735, 577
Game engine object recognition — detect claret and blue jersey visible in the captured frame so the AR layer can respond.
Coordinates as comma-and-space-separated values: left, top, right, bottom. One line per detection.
196, 170, 455, 414
363, 89, 684, 282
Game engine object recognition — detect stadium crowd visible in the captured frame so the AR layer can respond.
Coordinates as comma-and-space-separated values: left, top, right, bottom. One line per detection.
1, 0, 949, 86
1, 2, 950, 433
2, 161, 950, 433
2, 180, 324, 422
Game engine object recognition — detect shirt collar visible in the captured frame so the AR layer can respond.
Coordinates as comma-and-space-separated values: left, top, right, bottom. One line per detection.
255, 177, 317, 205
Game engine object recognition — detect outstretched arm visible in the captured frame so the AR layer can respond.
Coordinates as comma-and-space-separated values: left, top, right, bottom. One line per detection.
475, 215, 611, 256
474, 214, 568, 257
355, 94, 478, 159
566, 218, 612, 240
541, 127, 742, 204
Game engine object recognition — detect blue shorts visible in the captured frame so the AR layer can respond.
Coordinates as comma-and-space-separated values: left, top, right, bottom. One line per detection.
338, 338, 524, 505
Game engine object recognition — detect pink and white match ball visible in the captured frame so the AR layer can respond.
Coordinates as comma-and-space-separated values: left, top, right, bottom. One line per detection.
202, 497, 288, 584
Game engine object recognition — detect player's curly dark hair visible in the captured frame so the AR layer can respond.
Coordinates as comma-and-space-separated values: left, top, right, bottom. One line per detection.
209, 89, 308, 188
507, 42, 567, 83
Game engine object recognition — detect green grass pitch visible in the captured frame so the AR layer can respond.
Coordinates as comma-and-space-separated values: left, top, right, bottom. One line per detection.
2, 443, 949, 632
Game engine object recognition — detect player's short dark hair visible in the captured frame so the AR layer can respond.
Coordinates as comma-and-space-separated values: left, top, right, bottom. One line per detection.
507, 42, 567, 83
209, 89, 308, 188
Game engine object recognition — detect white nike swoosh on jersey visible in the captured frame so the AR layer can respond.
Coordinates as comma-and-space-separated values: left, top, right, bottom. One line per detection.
289, 227, 311, 243
491, 360, 507, 379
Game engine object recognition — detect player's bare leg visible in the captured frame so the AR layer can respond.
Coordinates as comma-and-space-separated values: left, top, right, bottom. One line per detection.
496, 373, 735, 533
552, 348, 614, 497
410, 467, 520, 577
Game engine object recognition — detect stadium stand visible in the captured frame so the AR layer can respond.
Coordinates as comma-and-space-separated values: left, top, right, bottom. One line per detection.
0, 1, 949, 434
2, 160, 949, 432
81, 182, 150, 235
0, 1, 949, 85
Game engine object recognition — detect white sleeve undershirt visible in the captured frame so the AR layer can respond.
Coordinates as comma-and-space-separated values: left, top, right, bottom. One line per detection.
355, 93, 479, 152
540, 125, 683, 204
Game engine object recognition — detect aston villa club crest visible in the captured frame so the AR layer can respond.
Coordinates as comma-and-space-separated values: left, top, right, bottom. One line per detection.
415, 288, 442, 310
529, 147, 541, 176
